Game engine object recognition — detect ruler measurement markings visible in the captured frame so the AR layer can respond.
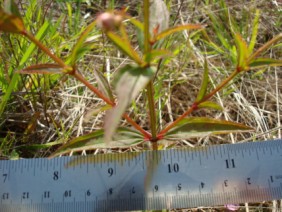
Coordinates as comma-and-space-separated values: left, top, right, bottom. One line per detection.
1, 139, 281, 212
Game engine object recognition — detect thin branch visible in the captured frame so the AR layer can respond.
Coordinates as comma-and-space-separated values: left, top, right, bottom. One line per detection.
159, 69, 240, 136
23, 31, 69, 69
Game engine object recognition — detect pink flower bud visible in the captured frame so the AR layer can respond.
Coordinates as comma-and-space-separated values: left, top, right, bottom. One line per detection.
96, 12, 123, 31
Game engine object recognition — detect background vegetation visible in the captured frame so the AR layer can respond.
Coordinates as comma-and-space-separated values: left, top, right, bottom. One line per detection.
0, 0, 281, 211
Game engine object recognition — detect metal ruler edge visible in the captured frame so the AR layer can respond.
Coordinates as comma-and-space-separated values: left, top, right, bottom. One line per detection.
0, 139, 282, 211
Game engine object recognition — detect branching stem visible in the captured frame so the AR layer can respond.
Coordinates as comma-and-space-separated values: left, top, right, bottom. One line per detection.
73, 71, 152, 139
23, 31, 151, 139
159, 69, 240, 136
73, 71, 114, 106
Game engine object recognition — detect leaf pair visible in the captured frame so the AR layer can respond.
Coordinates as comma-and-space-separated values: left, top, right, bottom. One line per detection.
235, 33, 282, 71
53, 116, 253, 157
50, 127, 144, 158
164, 117, 253, 140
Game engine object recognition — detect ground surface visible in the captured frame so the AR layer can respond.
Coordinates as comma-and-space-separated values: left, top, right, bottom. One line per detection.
0, 0, 281, 211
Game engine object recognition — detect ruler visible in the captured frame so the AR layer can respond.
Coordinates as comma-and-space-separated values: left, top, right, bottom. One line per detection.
1, 139, 282, 211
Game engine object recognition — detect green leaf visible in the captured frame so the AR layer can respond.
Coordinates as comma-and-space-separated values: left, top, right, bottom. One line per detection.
248, 9, 260, 53
125, 15, 144, 31
69, 20, 97, 65
104, 65, 156, 143
249, 33, 282, 62
18, 64, 66, 74
0, 8, 25, 33
196, 58, 209, 102
106, 31, 143, 65
249, 58, 282, 68
201, 35, 225, 55
93, 69, 114, 101
50, 127, 144, 158
165, 117, 253, 139
155, 24, 202, 41
144, 49, 173, 62
18, 140, 62, 150
198, 101, 223, 111
234, 33, 250, 70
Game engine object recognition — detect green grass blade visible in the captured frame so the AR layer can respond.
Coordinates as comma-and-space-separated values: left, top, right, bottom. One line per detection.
0, 72, 19, 116
0, 21, 49, 117
20, 21, 49, 66
248, 9, 260, 53
68, 20, 96, 65
208, 12, 231, 50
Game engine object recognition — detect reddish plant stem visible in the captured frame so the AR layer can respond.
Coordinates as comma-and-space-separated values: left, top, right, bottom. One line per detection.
123, 114, 152, 139
158, 69, 240, 137
73, 71, 115, 106
247, 33, 282, 63
23, 30, 151, 140
73, 71, 151, 139
23, 31, 69, 69
198, 69, 239, 104
158, 105, 196, 138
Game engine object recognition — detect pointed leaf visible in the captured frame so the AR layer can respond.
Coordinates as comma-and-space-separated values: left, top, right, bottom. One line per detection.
69, 20, 96, 65
50, 127, 144, 158
17, 64, 66, 74
106, 31, 143, 65
196, 58, 209, 102
125, 14, 144, 31
93, 69, 114, 101
234, 33, 250, 70
19, 140, 62, 151
149, 0, 170, 35
20, 21, 50, 66
198, 101, 223, 111
104, 65, 156, 143
144, 49, 173, 62
249, 33, 282, 62
249, 58, 282, 68
165, 117, 253, 139
155, 24, 203, 41
0, 8, 25, 33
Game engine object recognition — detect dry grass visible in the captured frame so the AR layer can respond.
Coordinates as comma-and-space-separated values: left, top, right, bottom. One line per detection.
0, 0, 281, 211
